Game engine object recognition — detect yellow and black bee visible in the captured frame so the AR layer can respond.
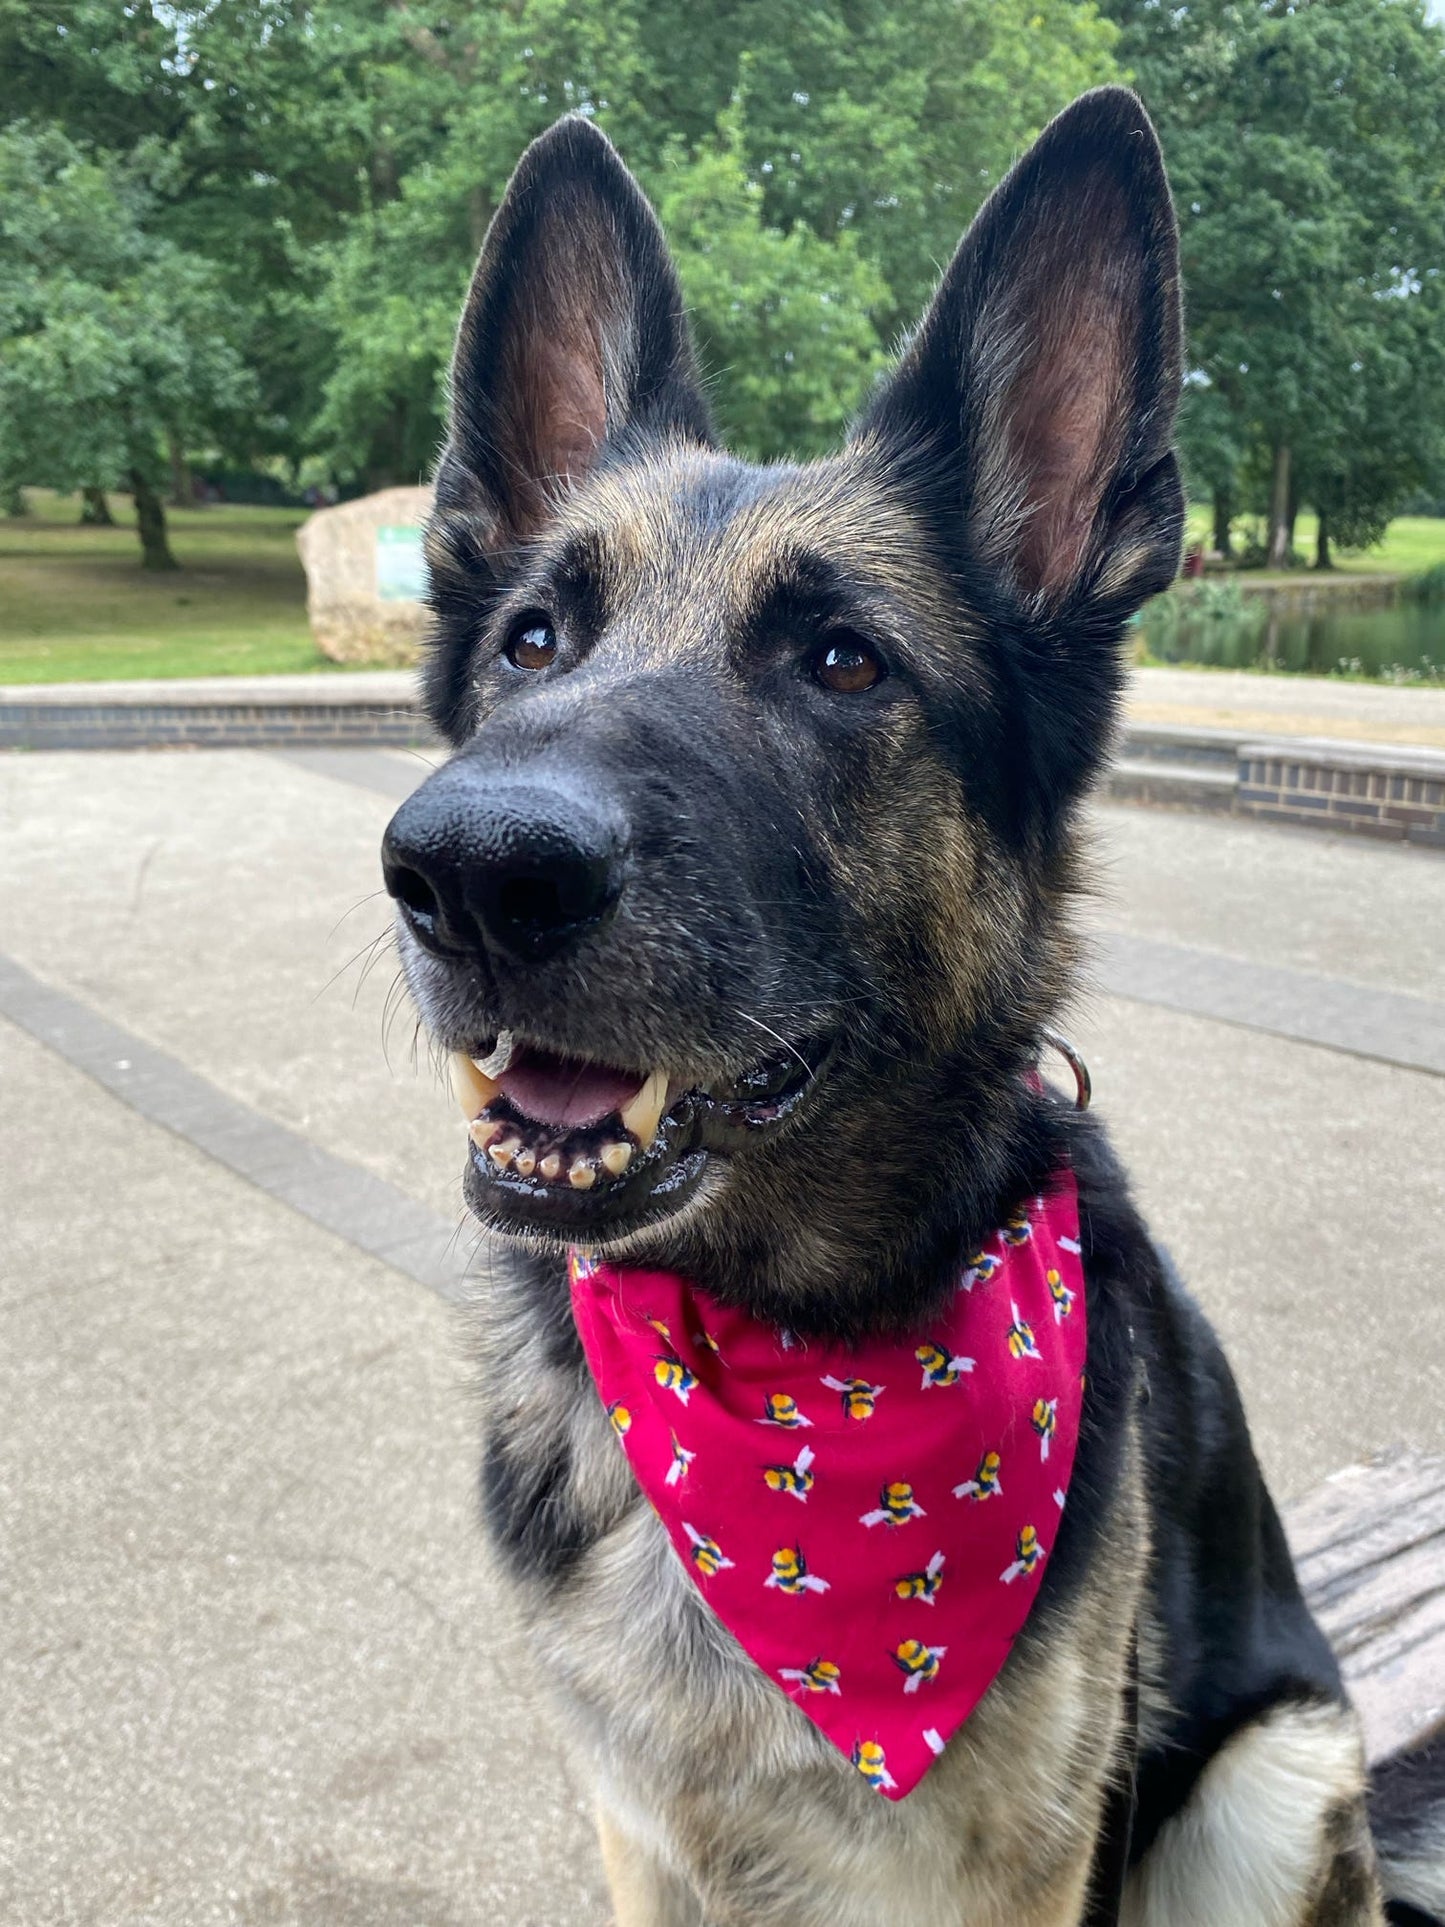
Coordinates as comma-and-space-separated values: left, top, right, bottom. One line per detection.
1001, 1524, 1045, 1583
1032, 1396, 1059, 1461
894, 1550, 946, 1605
960, 1250, 1003, 1292
779, 1656, 842, 1696
820, 1373, 884, 1421
759, 1391, 812, 1429
646, 1314, 673, 1341
683, 1523, 735, 1577
569, 1251, 600, 1284
765, 1544, 831, 1595
1047, 1267, 1076, 1323
892, 1638, 947, 1693
693, 1326, 721, 1356
665, 1432, 695, 1486
851, 1739, 897, 1792
1007, 1301, 1042, 1361
1002, 1211, 1034, 1247
763, 1444, 816, 1502
953, 1448, 1003, 1501
607, 1402, 632, 1438
654, 1354, 698, 1404
861, 1480, 926, 1528
915, 1341, 975, 1389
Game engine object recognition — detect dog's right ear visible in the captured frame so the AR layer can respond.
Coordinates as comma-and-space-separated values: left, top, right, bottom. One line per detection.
437, 115, 713, 547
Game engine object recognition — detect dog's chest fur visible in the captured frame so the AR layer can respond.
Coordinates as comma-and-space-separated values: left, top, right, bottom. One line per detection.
478, 1261, 1147, 1926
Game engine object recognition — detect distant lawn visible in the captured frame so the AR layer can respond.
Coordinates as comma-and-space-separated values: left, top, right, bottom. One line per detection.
0, 489, 345, 684
1183, 509, 1445, 580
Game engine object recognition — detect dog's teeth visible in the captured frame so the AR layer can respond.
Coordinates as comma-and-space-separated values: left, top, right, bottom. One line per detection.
539, 1152, 563, 1181
469, 1118, 504, 1150
451, 1052, 500, 1120
473, 1030, 515, 1079
512, 1147, 537, 1178
489, 1138, 520, 1171
619, 1069, 670, 1151
569, 1158, 598, 1190
600, 1141, 633, 1177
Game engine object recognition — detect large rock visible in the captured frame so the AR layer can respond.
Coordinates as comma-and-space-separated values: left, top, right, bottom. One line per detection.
296, 486, 435, 666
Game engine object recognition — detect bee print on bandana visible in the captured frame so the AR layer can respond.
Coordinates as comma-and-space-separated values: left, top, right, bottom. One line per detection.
851, 1739, 897, 1792
1007, 1302, 1042, 1362
1032, 1397, 1059, 1461
759, 1392, 812, 1429
960, 1250, 1003, 1292
654, 1353, 697, 1404
821, 1374, 883, 1421
892, 1639, 947, 1693
763, 1444, 816, 1503
666, 1432, 695, 1487
915, 1341, 975, 1389
766, 1545, 831, 1595
953, 1448, 1003, 1501
894, 1550, 945, 1605
606, 1402, 631, 1439
1002, 1209, 1034, 1247
683, 1524, 734, 1577
1001, 1525, 1046, 1583
779, 1656, 842, 1697
861, 1481, 925, 1528
1047, 1267, 1076, 1323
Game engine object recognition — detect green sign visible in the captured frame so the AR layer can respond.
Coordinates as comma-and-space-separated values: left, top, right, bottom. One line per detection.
376, 525, 427, 602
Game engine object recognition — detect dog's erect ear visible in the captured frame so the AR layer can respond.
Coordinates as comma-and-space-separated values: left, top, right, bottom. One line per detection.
440, 115, 712, 546
856, 87, 1183, 614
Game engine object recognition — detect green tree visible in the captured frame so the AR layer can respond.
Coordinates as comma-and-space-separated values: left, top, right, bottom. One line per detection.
0, 123, 255, 567
1107, 0, 1445, 566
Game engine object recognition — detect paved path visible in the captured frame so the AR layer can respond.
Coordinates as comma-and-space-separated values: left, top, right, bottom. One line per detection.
1128, 663, 1445, 748
2, 748, 1442, 1926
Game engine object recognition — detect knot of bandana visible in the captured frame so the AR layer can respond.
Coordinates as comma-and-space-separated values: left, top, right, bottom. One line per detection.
568, 1169, 1086, 1800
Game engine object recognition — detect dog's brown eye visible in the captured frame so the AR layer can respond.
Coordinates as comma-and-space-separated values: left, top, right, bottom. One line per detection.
506, 620, 557, 671
813, 636, 884, 695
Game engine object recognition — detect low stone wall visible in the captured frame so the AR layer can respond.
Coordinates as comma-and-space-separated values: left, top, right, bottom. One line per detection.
1237, 738, 1445, 846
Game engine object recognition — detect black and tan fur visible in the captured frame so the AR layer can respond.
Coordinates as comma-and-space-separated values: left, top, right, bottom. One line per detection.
381, 91, 1444, 1925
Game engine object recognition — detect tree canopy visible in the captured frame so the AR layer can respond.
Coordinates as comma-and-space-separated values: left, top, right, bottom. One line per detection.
2, 0, 1443, 568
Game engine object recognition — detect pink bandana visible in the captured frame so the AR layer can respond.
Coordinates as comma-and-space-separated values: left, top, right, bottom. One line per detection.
568, 1171, 1086, 1800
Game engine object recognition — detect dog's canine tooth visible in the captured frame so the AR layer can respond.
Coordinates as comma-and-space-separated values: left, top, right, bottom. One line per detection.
474, 1030, 515, 1079
619, 1069, 669, 1151
539, 1151, 563, 1181
468, 1117, 504, 1151
513, 1146, 537, 1178
451, 1051, 500, 1120
489, 1138, 520, 1170
569, 1158, 598, 1190
600, 1141, 633, 1177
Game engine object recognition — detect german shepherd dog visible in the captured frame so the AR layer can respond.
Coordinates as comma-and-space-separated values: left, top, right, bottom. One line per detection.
381, 89, 1445, 1927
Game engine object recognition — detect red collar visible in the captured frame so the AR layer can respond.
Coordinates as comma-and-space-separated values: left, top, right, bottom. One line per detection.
569, 1169, 1086, 1798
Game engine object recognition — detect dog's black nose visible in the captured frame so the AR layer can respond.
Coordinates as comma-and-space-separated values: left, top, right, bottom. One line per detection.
382, 761, 627, 965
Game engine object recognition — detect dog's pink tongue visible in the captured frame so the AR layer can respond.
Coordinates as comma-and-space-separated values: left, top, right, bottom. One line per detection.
498, 1048, 644, 1130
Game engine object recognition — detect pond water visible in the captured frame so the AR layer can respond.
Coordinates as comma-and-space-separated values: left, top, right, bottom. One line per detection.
1138, 595, 1445, 681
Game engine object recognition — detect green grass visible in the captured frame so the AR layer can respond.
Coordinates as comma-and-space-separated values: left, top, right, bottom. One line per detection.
1183, 509, 1445, 580
0, 489, 347, 683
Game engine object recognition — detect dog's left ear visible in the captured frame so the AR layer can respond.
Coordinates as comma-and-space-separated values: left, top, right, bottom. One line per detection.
856, 87, 1183, 618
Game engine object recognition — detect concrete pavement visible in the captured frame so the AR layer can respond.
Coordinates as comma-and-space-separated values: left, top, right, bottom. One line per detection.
2, 746, 1442, 1925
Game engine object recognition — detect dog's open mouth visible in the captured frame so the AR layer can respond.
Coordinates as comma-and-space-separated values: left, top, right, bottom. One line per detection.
449, 1030, 825, 1239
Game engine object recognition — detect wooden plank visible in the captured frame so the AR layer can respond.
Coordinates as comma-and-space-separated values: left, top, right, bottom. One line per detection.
1285, 1452, 1445, 1764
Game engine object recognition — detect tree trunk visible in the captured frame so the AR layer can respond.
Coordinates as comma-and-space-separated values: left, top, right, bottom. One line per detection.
130, 468, 179, 570
1212, 489, 1233, 559
3, 481, 27, 517
1267, 444, 1292, 569
167, 433, 193, 509
80, 485, 115, 526
1315, 509, 1332, 571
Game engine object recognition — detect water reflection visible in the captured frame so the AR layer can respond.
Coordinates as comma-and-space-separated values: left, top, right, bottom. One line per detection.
1138, 593, 1445, 681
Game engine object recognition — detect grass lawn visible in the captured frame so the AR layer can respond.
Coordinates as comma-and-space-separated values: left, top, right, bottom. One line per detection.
1183, 508, 1445, 581
0, 489, 345, 684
